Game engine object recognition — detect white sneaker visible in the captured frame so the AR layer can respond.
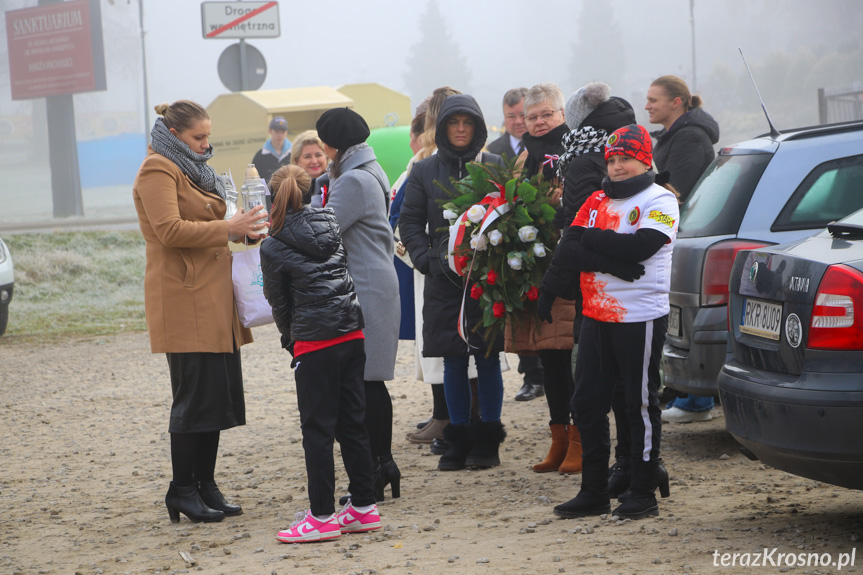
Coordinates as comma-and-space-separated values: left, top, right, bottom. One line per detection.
276, 510, 341, 543
661, 406, 714, 424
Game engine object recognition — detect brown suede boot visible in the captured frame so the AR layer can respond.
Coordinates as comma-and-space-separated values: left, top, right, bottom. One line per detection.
558, 424, 583, 474
532, 424, 569, 473
406, 418, 449, 444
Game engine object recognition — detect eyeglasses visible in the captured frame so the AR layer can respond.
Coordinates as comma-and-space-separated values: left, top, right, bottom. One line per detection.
525, 110, 561, 125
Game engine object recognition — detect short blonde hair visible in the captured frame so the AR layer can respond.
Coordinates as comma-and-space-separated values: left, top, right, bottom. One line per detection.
290, 130, 326, 165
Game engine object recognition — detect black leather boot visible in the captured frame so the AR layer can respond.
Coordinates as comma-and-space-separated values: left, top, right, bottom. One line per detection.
198, 480, 243, 517
465, 421, 506, 469
612, 459, 659, 519
437, 423, 474, 471
379, 455, 402, 499
607, 455, 631, 499
616, 457, 670, 502
553, 459, 611, 519
165, 482, 225, 523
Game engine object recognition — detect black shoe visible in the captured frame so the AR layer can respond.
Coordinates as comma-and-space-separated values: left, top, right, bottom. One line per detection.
373, 462, 385, 502
607, 457, 631, 499
465, 421, 506, 469
515, 382, 544, 402
379, 456, 401, 499
416, 417, 432, 430
617, 458, 670, 502
613, 495, 659, 519
165, 482, 225, 523
338, 493, 351, 506
553, 489, 611, 519
198, 480, 243, 517
438, 424, 473, 471
430, 437, 451, 455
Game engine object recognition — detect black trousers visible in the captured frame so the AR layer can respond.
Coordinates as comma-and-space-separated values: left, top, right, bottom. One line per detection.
539, 349, 574, 426
294, 339, 376, 516
571, 316, 666, 468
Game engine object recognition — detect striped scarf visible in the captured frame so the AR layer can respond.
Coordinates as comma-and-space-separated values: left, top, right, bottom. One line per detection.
557, 126, 608, 181
150, 118, 225, 198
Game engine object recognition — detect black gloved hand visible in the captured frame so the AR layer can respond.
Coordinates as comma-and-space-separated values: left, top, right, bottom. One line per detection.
552, 205, 569, 230
604, 260, 645, 282
536, 290, 556, 323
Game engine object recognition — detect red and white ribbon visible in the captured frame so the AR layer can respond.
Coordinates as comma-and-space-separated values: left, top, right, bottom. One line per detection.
542, 154, 560, 169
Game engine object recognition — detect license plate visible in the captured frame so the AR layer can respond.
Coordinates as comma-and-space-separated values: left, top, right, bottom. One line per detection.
668, 306, 681, 337
740, 298, 782, 340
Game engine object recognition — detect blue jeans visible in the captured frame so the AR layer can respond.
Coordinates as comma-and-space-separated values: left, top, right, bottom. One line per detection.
668, 394, 714, 412
442, 354, 504, 425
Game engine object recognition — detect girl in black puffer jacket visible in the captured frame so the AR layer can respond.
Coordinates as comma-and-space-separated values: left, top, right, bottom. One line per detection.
260, 165, 381, 543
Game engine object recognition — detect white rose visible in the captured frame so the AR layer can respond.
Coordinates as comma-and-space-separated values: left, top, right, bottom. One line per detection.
488, 229, 503, 246
533, 243, 547, 258
466, 204, 487, 224
470, 233, 488, 251
518, 225, 539, 242
507, 254, 523, 270
442, 209, 458, 222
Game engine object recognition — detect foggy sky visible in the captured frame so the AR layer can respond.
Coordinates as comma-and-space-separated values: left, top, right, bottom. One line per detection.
1, 0, 861, 146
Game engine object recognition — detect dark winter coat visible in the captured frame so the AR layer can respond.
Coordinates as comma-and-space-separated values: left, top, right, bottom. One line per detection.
651, 107, 720, 201
252, 148, 292, 190
487, 132, 520, 161
260, 207, 363, 353
399, 94, 504, 357
561, 97, 636, 227
521, 123, 568, 181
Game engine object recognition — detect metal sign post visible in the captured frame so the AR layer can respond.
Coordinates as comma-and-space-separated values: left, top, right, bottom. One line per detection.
202, 1, 278, 93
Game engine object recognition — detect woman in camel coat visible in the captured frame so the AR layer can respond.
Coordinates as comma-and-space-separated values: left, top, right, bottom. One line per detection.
133, 100, 265, 525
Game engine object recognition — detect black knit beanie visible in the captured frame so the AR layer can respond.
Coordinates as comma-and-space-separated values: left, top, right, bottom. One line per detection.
316, 107, 370, 150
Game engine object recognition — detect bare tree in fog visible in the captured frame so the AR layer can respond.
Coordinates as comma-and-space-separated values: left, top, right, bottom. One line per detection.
404, 0, 472, 105
567, 0, 626, 96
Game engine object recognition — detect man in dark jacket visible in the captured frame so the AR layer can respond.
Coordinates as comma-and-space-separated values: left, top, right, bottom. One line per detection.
252, 116, 293, 189
645, 76, 720, 201
487, 87, 528, 161
399, 94, 508, 472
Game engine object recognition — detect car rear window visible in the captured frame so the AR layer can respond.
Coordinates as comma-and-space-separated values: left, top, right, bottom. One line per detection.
772, 154, 863, 231
677, 154, 772, 238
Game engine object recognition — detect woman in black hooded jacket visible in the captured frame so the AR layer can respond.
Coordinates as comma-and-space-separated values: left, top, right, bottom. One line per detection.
399, 94, 507, 472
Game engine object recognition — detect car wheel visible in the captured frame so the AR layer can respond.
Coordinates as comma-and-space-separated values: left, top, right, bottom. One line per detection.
0, 301, 8, 336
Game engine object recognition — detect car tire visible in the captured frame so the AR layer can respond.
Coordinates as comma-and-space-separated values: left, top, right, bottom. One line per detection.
0, 301, 8, 336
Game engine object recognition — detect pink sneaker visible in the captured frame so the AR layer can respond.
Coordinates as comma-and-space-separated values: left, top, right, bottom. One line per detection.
337, 502, 381, 533
276, 510, 341, 543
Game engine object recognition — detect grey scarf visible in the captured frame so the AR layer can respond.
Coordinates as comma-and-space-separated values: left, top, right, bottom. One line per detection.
150, 117, 225, 198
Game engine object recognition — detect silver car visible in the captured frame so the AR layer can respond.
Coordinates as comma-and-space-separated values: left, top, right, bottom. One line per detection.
662, 120, 863, 396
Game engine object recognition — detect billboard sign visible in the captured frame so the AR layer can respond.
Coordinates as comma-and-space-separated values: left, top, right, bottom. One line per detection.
5, 0, 107, 101
202, 1, 280, 39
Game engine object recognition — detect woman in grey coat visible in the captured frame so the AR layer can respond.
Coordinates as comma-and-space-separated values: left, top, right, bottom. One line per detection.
315, 107, 401, 501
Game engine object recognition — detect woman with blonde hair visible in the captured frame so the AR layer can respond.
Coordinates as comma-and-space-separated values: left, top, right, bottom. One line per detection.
290, 130, 329, 180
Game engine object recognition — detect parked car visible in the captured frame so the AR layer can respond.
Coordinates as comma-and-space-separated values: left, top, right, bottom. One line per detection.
0, 238, 13, 336
662, 120, 863, 396
718, 210, 863, 489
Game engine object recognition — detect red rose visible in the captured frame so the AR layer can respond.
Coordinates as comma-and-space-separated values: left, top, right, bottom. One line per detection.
457, 255, 470, 270
470, 284, 484, 299
493, 301, 506, 318
526, 286, 539, 301
486, 269, 497, 285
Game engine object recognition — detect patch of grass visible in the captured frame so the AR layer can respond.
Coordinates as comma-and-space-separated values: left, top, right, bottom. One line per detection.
1, 231, 148, 343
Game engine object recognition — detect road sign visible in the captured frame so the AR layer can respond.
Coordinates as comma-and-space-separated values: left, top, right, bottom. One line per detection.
202, 1, 279, 39
218, 42, 266, 91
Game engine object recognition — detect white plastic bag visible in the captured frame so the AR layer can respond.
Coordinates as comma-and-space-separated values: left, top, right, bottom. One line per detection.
232, 246, 274, 328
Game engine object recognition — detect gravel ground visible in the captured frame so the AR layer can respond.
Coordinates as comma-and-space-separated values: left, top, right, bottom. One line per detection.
1, 326, 861, 575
